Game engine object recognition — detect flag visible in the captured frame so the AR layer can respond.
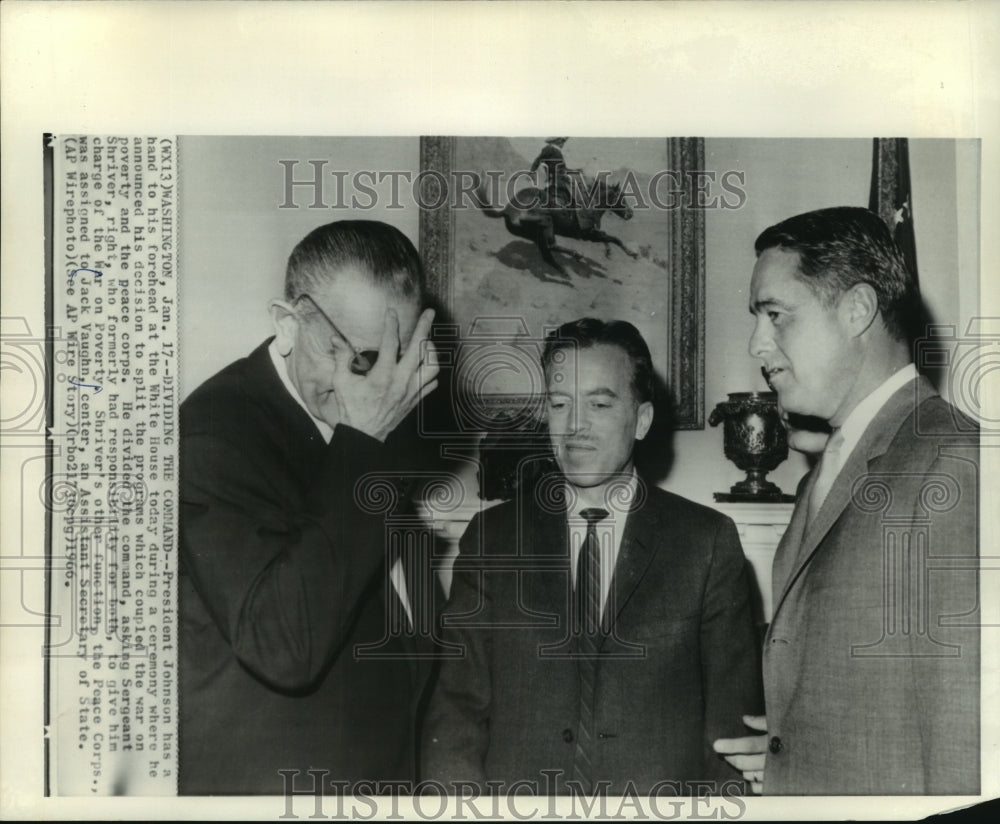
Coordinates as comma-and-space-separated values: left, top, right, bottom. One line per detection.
868, 138, 919, 283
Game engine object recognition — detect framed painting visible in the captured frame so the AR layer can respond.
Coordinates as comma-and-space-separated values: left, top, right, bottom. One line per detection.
419, 136, 706, 432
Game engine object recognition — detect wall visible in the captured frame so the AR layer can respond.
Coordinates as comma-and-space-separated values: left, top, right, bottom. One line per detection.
178, 136, 420, 399
177, 137, 978, 509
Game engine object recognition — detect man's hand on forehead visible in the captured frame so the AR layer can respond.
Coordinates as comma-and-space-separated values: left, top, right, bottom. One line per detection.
319, 306, 439, 441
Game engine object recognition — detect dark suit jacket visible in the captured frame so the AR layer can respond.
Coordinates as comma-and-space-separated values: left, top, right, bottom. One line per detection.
179, 340, 437, 794
764, 376, 980, 794
422, 481, 763, 795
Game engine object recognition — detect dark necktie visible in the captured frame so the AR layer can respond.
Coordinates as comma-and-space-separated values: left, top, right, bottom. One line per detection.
573, 506, 609, 793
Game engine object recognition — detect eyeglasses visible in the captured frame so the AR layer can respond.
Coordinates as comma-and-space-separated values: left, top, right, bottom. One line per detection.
294, 294, 380, 376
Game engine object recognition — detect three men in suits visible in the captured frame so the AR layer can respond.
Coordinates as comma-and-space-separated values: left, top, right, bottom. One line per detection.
423, 318, 763, 795
715, 207, 980, 794
179, 220, 440, 793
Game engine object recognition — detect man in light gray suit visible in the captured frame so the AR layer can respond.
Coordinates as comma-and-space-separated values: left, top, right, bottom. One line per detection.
714, 207, 979, 795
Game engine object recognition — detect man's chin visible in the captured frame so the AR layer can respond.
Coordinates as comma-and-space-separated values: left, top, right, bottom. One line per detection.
559, 467, 613, 489
308, 391, 340, 423
775, 390, 806, 417
776, 395, 826, 425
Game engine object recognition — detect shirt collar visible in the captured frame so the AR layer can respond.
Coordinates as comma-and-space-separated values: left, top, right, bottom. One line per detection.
835, 362, 918, 463
268, 338, 335, 443
563, 470, 638, 526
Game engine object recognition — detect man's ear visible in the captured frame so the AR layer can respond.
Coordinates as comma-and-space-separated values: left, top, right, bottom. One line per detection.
841, 283, 879, 337
634, 401, 654, 441
269, 299, 297, 356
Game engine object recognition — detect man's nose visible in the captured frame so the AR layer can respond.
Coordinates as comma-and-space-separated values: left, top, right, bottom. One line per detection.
573, 405, 593, 433
748, 318, 771, 359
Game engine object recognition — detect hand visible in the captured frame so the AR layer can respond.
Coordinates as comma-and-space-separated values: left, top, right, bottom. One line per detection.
713, 715, 768, 794
320, 307, 439, 442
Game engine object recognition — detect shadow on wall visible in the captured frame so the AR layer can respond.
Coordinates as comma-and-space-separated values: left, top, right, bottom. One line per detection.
911, 298, 949, 393
634, 371, 676, 488
494, 239, 613, 286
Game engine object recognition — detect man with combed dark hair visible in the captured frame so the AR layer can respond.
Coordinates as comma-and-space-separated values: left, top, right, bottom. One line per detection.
179, 220, 440, 794
714, 206, 980, 795
423, 317, 762, 795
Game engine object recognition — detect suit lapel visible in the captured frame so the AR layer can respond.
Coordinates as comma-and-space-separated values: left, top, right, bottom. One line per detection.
406, 564, 445, 692
524, 499, 573, 631
249, 339, 441, 673
769, 482, 812, 611
243, 338, 331, 475
607, 493, 661, 631
524, 486, 662, 646
770, 376, 937, 621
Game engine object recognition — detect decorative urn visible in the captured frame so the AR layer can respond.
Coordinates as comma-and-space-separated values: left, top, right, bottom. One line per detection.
708, 391, 794, 502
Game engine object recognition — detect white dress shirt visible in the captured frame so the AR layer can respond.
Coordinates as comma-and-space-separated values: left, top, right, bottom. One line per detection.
824, 362, 919, 489
268, 340, 413, 624
567, 472, 638, 618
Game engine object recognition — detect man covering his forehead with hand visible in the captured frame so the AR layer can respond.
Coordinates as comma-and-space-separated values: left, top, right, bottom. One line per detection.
179, 220, 440, 794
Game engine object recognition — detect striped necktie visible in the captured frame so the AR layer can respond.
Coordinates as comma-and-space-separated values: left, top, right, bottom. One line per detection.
572, 507, 609, 793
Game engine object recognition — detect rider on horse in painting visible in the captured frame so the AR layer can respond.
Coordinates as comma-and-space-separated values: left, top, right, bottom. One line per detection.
475, 148, 638, 278
530, 137, 581, 209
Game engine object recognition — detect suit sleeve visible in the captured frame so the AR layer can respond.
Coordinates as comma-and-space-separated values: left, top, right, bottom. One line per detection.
180, 424, 397, 692
699, 515, 765, 786
912, 446, 980, 794
421, 514, 492, 788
